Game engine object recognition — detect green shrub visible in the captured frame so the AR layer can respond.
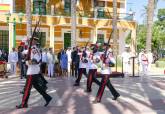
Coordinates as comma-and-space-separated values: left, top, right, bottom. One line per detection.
155, 60, 165, 68
158, 58, 165, 61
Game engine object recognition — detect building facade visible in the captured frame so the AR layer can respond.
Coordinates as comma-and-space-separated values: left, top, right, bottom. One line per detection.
0, 0, 136, 54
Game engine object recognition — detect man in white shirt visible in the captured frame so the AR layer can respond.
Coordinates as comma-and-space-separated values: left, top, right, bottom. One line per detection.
66, 47, 72, 75
47, 48, 55, 77
121, 45, 131, 75
8, 47, 18, 75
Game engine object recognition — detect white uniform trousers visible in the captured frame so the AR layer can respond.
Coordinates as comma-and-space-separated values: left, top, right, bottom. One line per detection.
142, 63, 148, 75
48, 63, 54, 77
123, 62, 130, 74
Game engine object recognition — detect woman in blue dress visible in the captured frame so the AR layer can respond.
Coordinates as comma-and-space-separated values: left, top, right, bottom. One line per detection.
60, 49, 68, 76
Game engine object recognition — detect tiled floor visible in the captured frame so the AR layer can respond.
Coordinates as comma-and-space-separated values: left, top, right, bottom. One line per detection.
0, 74, 164, 114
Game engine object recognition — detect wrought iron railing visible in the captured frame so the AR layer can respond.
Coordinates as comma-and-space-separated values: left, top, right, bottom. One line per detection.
46, 8, 134, 21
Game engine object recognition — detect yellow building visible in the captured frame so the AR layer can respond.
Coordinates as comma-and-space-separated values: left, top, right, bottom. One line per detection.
0, 0, 136, 54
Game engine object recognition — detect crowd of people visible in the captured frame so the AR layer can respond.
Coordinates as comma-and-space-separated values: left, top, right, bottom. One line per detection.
0, 38, 159, 108
121, 46, 154, 76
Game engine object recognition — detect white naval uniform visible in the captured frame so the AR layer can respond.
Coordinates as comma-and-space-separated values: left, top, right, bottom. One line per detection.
47, 52, 54, 77
121, 51, 131, 74
26, 62, 40, 75
141, 53, 149, 75
27, 45, 41, 76
100, 52, 115, 75
31, 45, 41, 63
8, 51, 18, 74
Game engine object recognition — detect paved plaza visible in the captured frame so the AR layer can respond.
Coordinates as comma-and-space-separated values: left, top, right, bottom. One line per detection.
0, 73, 164, 114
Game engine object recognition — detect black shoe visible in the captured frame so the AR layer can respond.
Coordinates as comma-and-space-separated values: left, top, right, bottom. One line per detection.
44, 97, 52, 107
85, 89, 92, 93
92, 99, 100, 104
73, 83, 79, 86
16, 104, 28, 109
112, 94, 120, 100
20, 91, 24, 94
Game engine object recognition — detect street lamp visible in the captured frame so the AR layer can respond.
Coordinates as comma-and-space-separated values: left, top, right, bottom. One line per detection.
5, 12, 23, 48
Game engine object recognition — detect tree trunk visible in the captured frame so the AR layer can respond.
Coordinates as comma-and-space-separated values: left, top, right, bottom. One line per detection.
71, 0, 77, 48
112, 0, 118, 56
26, 0, 32, 38
146, 0, 155, 52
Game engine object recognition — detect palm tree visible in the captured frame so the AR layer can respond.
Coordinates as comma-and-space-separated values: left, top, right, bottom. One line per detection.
71, 0, 77, 48
26, 0, 32, 38
112, 0, 118, 56
146, 0, 158, 51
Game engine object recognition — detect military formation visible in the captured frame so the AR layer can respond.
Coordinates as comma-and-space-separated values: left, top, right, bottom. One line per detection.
13, 34, 121, 108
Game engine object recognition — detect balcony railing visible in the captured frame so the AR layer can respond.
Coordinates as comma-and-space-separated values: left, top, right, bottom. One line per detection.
13, 8, 134, 21
46, 8, 134, 21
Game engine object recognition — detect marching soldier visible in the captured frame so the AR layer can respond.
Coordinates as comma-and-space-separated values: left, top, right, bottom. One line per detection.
73, 47, 87, 86
93, 44, 120, 103
16, 37, 52, 108
86, 44, 102, 92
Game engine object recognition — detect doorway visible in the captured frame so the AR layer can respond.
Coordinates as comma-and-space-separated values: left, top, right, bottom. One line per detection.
64, 32, 71, 49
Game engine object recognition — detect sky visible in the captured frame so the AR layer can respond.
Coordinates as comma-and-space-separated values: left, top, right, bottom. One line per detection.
127, 0, 165, 24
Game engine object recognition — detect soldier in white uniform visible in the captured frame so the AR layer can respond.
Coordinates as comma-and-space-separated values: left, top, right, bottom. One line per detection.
94, 44, 120, 103
86, 49, 103, 92
73, 47, 87, 86
141, 49, 149, 75
16, 37, 52, 108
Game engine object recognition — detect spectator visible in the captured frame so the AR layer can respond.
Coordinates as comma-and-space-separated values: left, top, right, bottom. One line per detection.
71, 47, 80, 77
66, 47, 72, 75
8, 47, 18, 75
141, 49, 149, 75
121, 45, 131, 75
60, 49, 68, 77
41, 48, 48, 76
47, 48, 55, 77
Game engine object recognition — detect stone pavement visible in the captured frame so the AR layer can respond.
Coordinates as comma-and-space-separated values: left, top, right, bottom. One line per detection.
0, 74, 164, 114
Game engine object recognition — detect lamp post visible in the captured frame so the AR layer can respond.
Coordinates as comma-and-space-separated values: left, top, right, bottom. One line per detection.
5, 12, 23, 48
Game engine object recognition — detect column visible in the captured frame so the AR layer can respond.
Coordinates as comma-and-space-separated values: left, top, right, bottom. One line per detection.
93, 27, 97, 43
71, 0, 77, 48
131, 29, 136, 56
9, 23, 14, 52
10, 0, 15, 13
50, 25, 55, 52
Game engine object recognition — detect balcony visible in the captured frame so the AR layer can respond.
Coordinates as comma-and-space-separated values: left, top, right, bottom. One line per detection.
46, 8, 134, 21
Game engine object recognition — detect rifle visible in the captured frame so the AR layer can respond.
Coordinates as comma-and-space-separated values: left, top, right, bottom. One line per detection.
103, 9, 115, 64
103, 29, 114, 64
27, 16, 42, 60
